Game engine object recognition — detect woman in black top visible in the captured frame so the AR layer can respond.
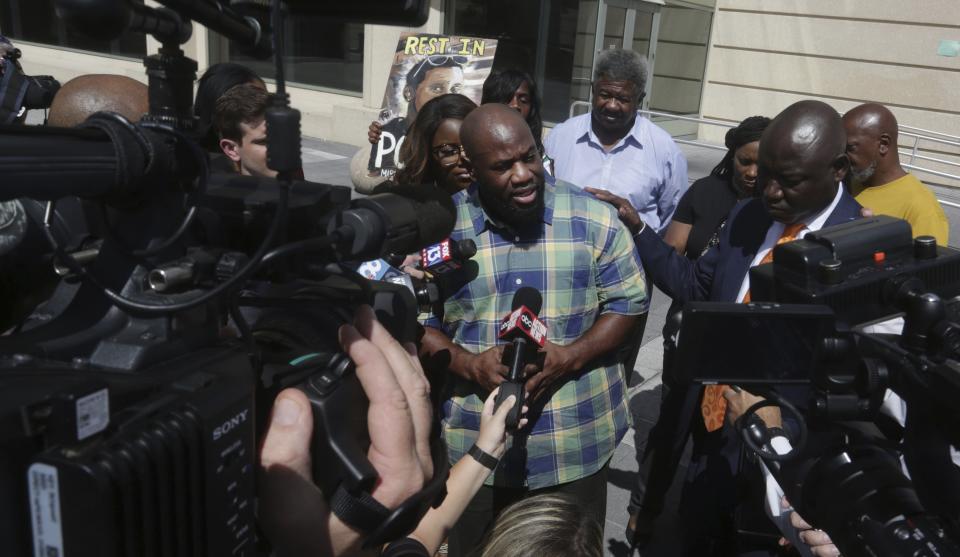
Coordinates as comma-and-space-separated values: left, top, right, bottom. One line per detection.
625, 115, 771, 550
480, 69, 543, 154
664, 115, 772, 259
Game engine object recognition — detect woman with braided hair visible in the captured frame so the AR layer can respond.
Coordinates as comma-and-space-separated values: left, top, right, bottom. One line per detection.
663, 115, 772, 258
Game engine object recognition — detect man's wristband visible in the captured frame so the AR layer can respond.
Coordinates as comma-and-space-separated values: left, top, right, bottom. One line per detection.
468, 444, 499, 470
632, 220, 647, 237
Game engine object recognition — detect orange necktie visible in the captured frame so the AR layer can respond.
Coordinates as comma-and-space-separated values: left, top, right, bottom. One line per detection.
700, 222, 806, 432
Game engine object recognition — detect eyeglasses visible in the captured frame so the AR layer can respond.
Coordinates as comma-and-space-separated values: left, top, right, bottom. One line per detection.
409, 55, 468, 83
431, 143, 466, 166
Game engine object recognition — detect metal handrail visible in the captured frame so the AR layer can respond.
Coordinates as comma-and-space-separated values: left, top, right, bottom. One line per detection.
672, 138, 726, 151
899, 131, 960, 175
899, 124, 960, 143
569, 100, 591, 119
899, 150, 960, 170
902, 163, 960, 182
640, 109, 735, 129
900, 130, 960, 149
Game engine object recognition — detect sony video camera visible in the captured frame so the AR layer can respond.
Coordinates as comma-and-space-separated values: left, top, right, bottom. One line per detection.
0, 35, 60, 124
0, 1, 449, 556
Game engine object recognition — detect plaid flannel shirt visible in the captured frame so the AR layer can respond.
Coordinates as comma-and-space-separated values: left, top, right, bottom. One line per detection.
422, 180, 648, 488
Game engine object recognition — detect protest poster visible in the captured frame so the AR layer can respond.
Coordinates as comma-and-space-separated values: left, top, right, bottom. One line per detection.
366, 33, 497, 181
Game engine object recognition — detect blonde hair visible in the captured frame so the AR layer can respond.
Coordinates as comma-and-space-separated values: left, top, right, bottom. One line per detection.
477, 494, 603, 557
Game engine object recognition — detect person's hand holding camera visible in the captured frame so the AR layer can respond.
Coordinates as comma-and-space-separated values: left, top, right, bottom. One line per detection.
258, 305, 434, 557
723, 386, 782, 428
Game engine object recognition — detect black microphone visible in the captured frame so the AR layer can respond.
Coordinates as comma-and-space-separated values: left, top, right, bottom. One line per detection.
419, 238, 477, 275
56, 0, 271, 57
328, 184, 456, 261
495, 287, 546, 428
55, 0, 191, 44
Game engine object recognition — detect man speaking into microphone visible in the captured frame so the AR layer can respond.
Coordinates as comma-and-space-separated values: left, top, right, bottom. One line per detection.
418, 104, 648, 555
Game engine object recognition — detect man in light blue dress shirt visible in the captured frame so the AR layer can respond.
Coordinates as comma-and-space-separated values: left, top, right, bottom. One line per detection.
544, 49, 688, 234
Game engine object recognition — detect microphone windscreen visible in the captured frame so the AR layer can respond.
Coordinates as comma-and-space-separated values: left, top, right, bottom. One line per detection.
458, 239, 477, 260
511, 286, 542, 315
388, 184, 457, 247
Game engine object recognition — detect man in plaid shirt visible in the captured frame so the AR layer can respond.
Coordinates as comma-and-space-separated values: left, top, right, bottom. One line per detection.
419, 104, 648, 554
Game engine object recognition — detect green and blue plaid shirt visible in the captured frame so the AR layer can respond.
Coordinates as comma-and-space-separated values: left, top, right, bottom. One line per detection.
422, 180, 648, 488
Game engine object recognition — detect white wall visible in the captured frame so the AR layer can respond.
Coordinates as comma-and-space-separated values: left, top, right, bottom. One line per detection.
699, 0, 960, 185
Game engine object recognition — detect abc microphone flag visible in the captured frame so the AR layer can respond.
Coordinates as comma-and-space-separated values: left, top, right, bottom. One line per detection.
498, 304, 547, 347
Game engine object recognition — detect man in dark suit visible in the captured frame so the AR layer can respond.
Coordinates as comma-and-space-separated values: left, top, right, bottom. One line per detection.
590, 99, 861, 555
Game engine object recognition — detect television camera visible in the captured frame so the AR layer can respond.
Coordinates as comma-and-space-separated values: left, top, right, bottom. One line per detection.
0, 0, 452, 555
674, 216, 960, 556
0, 35, 60, 124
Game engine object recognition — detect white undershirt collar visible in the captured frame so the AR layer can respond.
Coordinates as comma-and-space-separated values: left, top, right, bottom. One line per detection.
735, 184, 844, 302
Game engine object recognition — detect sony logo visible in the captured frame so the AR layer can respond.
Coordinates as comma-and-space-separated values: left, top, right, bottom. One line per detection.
213, 409, 249, 441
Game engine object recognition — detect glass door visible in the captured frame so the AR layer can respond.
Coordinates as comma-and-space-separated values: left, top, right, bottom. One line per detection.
567, 0, 661, 118
646, 1, 715, 137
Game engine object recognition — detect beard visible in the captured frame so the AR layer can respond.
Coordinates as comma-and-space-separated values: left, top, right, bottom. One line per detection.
479, 180, 546, 229
849, 160, 877, 188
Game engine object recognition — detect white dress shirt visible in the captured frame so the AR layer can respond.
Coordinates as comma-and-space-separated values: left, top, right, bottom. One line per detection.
544, 112, 688, 234
735, 185, 845, 303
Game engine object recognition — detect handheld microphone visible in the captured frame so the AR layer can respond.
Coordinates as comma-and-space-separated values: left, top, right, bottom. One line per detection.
420, 238, 477, 275
355, 259, 440, 311
355, 258, 393, 281
495, 286, 546, 428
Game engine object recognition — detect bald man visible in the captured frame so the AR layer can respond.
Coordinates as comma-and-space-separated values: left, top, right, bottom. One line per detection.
843, 103, 948, 245
595, 100, 862, 556
418, 104, 647, 555
48, 74, 148, 127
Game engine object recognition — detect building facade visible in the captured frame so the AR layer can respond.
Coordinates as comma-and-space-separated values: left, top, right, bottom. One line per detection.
3, 0, 957, 183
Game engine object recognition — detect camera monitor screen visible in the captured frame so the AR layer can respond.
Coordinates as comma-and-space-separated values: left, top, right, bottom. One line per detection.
674, 302, 836, 385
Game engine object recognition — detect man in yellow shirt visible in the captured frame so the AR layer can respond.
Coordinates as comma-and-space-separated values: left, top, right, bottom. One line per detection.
843, 103, 949, 245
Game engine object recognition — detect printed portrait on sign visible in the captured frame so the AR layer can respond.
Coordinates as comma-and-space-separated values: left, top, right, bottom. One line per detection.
367, 33, 497, 180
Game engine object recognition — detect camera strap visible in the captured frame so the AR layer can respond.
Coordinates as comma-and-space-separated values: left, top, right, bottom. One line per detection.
328, 433, 450, 549
0, 60, 29, 124
330, 484, 391, 533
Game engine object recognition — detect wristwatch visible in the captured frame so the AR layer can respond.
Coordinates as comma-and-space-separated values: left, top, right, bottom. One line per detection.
468, 444, 499, 470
